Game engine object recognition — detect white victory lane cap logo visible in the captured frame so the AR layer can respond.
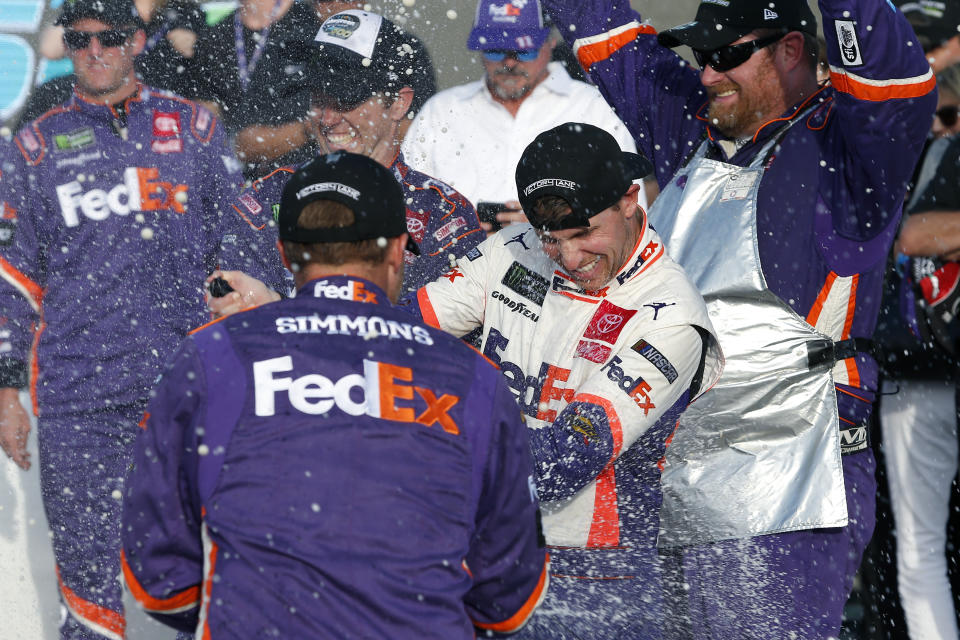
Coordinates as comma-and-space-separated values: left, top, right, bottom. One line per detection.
315, 10, 383, 59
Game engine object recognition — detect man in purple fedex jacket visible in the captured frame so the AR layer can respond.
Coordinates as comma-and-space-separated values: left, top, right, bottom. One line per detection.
121, 152, 550, 638
0, 0, 278, 637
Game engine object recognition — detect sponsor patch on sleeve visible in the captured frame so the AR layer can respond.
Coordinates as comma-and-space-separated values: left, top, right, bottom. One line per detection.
152, 111, 181, 137
465, 247, 482, 261
501, 261, 548, 306
835, 20, 862, 66
433, 215, 467, 242
239, 193, 263, 215
631, 339, 679, 383
53, 127, 95, 152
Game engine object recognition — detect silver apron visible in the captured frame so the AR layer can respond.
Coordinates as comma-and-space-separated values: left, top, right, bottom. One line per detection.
652, 128, 847, 547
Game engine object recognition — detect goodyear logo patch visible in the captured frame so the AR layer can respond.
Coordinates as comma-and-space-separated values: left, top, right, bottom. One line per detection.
53, 128, 95, 152
501, 261, 548, 306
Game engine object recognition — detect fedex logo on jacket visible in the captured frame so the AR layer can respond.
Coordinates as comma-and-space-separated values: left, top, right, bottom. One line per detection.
253, 356, 460, 434
56, 167, 187, 226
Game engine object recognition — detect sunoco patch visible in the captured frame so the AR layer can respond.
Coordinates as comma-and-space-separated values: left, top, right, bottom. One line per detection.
632, 339, 678, 383
501, 261, 548, 306
53, 127, 95, 152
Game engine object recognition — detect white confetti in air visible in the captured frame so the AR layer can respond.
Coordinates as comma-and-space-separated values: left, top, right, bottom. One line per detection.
377, 236, 388, 248
362, 58, 372, 67
141, 227, 155, 240
0, 127, 11, 138
402, 0, 415, 6
446, 9, 457, 19
198, 444, 210, 456
111, 490, 122, 500
174, 190, 188, 204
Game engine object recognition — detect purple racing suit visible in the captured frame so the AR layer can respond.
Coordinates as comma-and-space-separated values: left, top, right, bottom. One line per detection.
121, 275, 549, 638
0, 86, 279, 639
225, 150, 484, 298
541, 0, 937, 636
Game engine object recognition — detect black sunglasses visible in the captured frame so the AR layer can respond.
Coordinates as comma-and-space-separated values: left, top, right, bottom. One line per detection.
936, 105, 960, 128
63, 28, 134, 50
693, 31, 787, 73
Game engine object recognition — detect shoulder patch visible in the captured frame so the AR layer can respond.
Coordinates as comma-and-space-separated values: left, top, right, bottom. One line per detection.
835, 20, 862, 66
501, 261, 548, 306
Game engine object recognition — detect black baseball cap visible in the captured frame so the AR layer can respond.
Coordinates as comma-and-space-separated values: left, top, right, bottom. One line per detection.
307, 10, 434, 109
515, 123, 653, 231
658, 0, 817, 51
55, 0, 145, 28
279, 151, 418, 254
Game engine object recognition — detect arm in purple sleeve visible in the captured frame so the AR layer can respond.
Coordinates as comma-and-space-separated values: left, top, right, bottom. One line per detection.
820, 0, 937, 239
465, 369, 549, 635
121, 340, 207, 632
0, 144, 44, 388
540, 0, 706, 186
526, 324, 703, 502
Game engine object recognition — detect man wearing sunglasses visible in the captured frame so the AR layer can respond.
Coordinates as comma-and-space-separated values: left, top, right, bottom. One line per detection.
539, 0, 936, 637
207, 10, 484, 315
401, 0, 637, 231
0, 1, 281, 638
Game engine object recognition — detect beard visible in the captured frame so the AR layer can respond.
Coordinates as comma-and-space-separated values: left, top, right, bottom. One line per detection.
488, 68, 533, 101
706, 64, 785, 138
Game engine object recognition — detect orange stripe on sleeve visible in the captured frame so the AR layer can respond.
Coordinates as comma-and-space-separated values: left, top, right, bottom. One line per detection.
575, 22, 657, 69
805, 272, 837, 326
416, 287, 441, 329
842, 275, 860, 386
121, 550, 201, 613
0, 255, 43, 311
56, 566, 125, 640
572, 393, 624, 548
474, 553, 550, 633
829, 68, 937, 102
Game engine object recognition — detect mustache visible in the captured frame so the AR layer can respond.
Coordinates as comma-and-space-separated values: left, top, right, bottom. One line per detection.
493, 67, 529, 79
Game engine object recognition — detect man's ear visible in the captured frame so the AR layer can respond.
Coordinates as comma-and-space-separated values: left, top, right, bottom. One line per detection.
389, 234, 408, 271
390, 87, 415, 122
619, 183, 642, 220
777, 31, 807, 72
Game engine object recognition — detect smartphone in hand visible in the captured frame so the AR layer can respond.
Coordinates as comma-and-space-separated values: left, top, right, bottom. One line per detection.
476, 201, 515, 232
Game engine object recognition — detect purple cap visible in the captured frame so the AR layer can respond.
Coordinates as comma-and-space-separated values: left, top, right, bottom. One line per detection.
467, 0, 550, 51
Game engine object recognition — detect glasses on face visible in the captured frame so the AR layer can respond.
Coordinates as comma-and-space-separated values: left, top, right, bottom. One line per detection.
63, 28, 134, 50
692, 31, 787, 73
936, 105, 960, 128
482, 49, 539, 63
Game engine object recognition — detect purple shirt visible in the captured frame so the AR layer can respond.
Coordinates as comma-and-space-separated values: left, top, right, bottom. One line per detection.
121, 276, 548, 637
0, 86, 279, 414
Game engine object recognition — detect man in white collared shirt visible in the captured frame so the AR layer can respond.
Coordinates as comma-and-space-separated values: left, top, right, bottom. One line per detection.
401, 0, 641, 229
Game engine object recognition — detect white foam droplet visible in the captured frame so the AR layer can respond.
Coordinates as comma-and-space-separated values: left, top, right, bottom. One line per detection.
402, 0, 415, 7
198, 443, 210, 456
141, 227, 155, 240
446, 9, 457, 19
361, 58, 372, 67
0, 127, 11, 138
111, 490, 122, 500
377, 236, 388, 248
174, 190, 188, 204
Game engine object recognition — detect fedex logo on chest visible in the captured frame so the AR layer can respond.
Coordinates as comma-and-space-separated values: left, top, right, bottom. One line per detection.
483, 327, 574, 422
56, 167, 187, 227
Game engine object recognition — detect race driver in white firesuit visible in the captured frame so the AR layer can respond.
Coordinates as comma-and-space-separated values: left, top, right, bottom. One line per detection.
208, 122, 723, 639
417, 122, 722, 638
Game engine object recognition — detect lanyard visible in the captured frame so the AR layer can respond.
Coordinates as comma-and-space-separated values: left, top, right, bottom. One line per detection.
234, 0, 285, 91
